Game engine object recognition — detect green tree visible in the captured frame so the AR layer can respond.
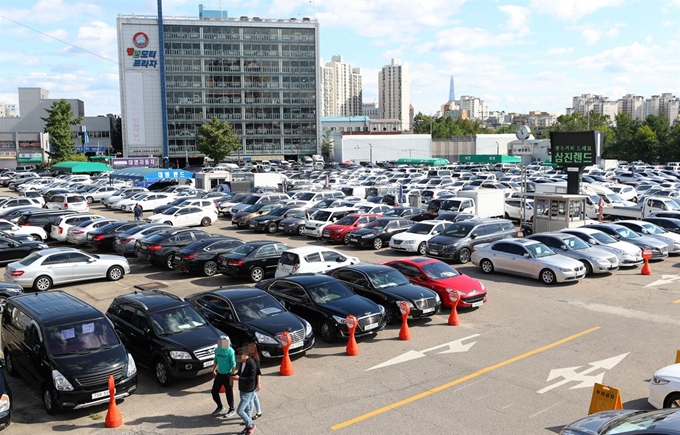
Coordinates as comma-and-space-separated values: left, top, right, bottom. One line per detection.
631, 124, 659, 163
321, 129, 333, 159
667, 123, 680, 162
195, 117, 242, 164
41, 99, 83, 163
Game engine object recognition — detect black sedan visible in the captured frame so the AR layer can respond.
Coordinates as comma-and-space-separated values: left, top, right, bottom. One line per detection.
186, 288, 315, 358
248, 206, 295, 233
86, 221, 147, 251
328, 264, 441, 324
381, 207, 421, 218
0, 237, 48, 265
256, 275, 387, 343
346, 217, 413, 250
0, 283, 23, 301
217, 241, 292, 283
136, 228, 212, 269
560, 409, 680, 435
643, 216, 680, 234
171, 236, 244, 276
0, 358, 11, 430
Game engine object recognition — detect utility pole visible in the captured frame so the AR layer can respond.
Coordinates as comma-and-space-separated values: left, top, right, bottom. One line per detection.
369, 143, 372, 164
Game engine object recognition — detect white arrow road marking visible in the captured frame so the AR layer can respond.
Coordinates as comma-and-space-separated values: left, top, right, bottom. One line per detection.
645, 274, 680, 287
366, 334, 480, 371
537, 353, 629, 394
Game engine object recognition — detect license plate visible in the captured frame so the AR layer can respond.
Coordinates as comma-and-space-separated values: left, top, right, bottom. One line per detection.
289, 341, 303, 350
92, 390, 110, 400
428, 250, 438, 255
322, 231, 329, 236
249, 224, 255, 228
423, 307, 435, 314
203, 360, 214, 368
350, 238, 358, 242
364, 322, 378, 330
471, 301, 483, 308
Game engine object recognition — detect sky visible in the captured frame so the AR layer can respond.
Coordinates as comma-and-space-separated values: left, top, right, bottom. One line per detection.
0, 0, 679, 118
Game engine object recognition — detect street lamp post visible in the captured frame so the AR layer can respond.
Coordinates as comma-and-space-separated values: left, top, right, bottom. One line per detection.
496, 141, 499, 155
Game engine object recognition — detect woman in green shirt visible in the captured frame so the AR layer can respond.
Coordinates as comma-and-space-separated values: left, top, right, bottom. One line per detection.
211, 335, 237, 416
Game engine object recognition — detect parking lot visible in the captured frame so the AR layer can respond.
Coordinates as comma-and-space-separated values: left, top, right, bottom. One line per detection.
3, 198, 680, 435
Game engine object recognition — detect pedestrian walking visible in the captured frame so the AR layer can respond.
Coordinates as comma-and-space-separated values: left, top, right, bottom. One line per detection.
133, 203, 143, 221
233, 343, 261, 434
247, 343, 262, 421
210, 335, 237, 417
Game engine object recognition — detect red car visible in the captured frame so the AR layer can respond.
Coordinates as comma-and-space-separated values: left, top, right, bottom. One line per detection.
321, 213, 381, 244
382, 257, 487, 309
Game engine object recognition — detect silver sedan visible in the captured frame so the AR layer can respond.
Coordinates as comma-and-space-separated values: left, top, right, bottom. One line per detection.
112, 223, 172, 256
471, 238, 587, 284
65, 218, 119, 245
527, 232, 619, 275
4, 247, 130, 291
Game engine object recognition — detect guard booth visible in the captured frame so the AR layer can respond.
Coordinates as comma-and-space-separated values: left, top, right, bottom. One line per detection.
532, 194, 588, 233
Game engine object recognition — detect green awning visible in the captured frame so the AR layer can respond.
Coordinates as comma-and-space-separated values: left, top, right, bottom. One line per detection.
89, 155, 115, 160
396, 158, 449, 166
50, 161, 112, 173
17, 157, 44, 163
459, 154, 521, 163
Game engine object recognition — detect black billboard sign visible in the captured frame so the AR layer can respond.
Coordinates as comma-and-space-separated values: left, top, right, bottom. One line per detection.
549, 131, 597, 166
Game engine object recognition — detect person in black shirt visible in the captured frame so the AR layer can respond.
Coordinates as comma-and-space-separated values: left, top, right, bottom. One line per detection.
233, 344, 261, 434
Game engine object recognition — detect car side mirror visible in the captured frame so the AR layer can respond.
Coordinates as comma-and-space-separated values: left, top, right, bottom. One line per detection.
470, 233, 478, 239
11, 226, 19, 231
523, 253, 530, 258
301, 296, 311, 305
33, 344, 43, 355
144, 328, 152, 338
353, 223, 358, 227
413, 275, 423, 281
87, 258, 96, 263
561, 245, 568, 251
336, 257, 346, 262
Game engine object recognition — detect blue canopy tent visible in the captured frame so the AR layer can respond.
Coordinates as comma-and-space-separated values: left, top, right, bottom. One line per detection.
110, 168, 194, 187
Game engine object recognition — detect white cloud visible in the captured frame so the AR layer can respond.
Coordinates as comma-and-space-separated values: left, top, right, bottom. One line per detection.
60, 21, 118, 61
498, 5, 531, 32
661, 20, 675, 27
530, 0, 623, 21
645, 35, 654, 43
0, 0, 103, 24
581, 28, 602, 45
547, 47, 574, 55
42, 28, 69, 42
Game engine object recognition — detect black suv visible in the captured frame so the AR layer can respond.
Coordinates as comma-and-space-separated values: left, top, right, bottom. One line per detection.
256, 275, 387, 343
136, 228, 211, 269
172, 236, 244, 276
426, 219, 517, 263
106, 290, 223, 386
16, 210, 78, 233
1, 291, 137, 414
346, 217, 413, 250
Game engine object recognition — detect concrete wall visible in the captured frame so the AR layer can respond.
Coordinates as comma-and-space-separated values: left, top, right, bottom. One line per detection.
432, 137, 475, 162
332, 133, 431, 163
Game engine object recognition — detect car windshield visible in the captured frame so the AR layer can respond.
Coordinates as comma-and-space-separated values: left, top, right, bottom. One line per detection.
381, 209, 401, 216
408, 223, 435, 235
162, 206, 180, 215
603, 409, 677, 434
267, 207, 288, 217
367, 269, 410, 289
615, 227, 640, 238
526, 242, 556, 258
295, 193, 315, 201
588, 231, 617, 244
151, 305, 206, 336
231, 294, 285, 322
244, 203, 263, 213
563, 236, 589, 250
441, 222, 474, 237
421, 261, 460, 280
641, 223, 665, 234
291, 211, 307, 219
229, 244, 257, 256
45, 317, 119, 356
242, 196, 259, 205
306, 280, 355, 304
334, 215, 357, 226
18, 251, 43, 266
313, 211, 332, 221
365, 219, 389, 230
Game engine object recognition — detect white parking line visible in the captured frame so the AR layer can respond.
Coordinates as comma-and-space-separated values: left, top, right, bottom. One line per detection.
528, 401, 562, 419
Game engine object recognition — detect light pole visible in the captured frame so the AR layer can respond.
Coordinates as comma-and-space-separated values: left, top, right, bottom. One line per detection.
496, 141, 499, 155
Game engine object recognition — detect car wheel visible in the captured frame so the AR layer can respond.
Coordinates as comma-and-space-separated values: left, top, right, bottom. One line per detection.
43, 385, 58, 415
86, 196, 94, 204
480, 259, 494, 274
164, 221, 173, 226
664, 392, 680, 408
384, 305, 400, 325
4, 351, 16, 377
343, 233, 351, 245
580, 260, 593, 276
540, 268, 556, 285
107, 266, 124, 281
154, 358, 172, 387
319, 319, 337, 343
267, 222, 277, 233
250, 266, 264, 283
164, 254, 174, 270
297, 225, 305, 236
33, 275, 52, 291
31, 234, 43, 241
373, 238, 383, 250
417, 242, 427, 256
201, 217, 211, 227
203, 260, 218, 276
458, 248, 471, 264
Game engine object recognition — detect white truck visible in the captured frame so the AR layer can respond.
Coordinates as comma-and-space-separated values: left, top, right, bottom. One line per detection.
454, 190, 506, 218
604, 196, 680, 219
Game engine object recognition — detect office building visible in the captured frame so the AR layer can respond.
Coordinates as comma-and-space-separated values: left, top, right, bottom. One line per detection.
117, 7, 321, 164
378, 59, 410, 131
321, 55, 362, 117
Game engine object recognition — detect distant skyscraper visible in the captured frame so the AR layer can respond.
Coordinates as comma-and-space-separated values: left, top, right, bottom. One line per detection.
321, 55, 363, 117
378, 58, 410, 131
449, 76, 455, 101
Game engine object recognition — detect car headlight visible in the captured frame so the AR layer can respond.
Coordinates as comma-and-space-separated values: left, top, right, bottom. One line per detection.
558, 267, 572, 272
651, 375, 670, 385
434, 293, 441, 303
0, 394, 9, 413
125, 353, 137, 377
378, 305, 385, 314
255, 331, 278, 345
52, 370, 74, 391
303, 320, 313, 336
169, 351, 192, 360
396, 301, 414, 308
39, 244, 49, 249
332, 315, 348, 324
361, 234, 373, 238
480, 282, 485, 290
402, 240, 415, 244
594, 257, 609, 264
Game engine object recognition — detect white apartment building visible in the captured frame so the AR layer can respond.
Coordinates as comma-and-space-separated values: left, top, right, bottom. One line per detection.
321, 55, 362, 117
571, 93, 680, 124
0, 104, 17, 117
646, 93, 680, 121
459, 95, 488, 120
378, 58, 410, 131
362, 102, 379, 118
620, 94, 645, 120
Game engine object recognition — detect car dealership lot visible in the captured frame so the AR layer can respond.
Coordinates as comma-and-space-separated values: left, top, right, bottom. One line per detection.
2, 201, 680, 435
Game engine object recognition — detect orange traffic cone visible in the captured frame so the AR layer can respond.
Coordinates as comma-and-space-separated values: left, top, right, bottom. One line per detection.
447, 290, 460, 326
105, 375, 122, 428
279, 331, 294, 376
641, 248, 652, 275
345, 315, 359, 356
219, 385, 225, 393
398, 301, 411, 340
